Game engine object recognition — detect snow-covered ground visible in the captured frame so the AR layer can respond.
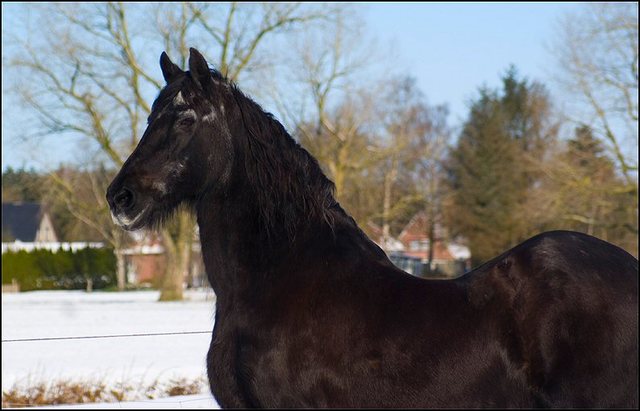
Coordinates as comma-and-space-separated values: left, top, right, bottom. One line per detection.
2, 289, 221, 408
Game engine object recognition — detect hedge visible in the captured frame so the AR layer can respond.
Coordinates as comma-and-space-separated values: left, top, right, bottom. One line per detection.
2, 248, 116, 291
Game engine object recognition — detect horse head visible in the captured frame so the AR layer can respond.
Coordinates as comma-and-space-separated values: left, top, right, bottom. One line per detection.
106, 48, 233, 230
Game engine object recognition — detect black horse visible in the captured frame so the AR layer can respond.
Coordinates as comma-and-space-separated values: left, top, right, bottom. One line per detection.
107, 48, 638, 408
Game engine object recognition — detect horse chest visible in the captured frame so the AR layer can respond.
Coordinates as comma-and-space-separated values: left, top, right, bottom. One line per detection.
204, 331, 281, 406
207, 305, 352, 407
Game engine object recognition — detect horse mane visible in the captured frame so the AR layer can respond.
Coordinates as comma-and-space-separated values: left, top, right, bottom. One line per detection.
219, 73, 338, 242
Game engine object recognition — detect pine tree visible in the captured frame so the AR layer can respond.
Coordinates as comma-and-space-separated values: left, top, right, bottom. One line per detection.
446, 68, 557, 265
447, 90, 522, 264
548, 125, 633, 245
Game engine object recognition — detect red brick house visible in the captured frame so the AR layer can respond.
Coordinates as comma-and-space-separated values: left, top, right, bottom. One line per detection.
365, 221, 405, 253
368, 212, 471, 278
397, 212, 471, 277
121, 233, 166, 285
121, 231, 205, 288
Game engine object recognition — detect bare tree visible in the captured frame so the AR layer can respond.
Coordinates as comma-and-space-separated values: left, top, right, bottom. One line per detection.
378, 77, 450, 255
187, 3, 331, 82
283, 7, 386, 204
551, 3, 638, 184
46, 166, 131, 290
549, 3, 638, 257
536, 125, 638, 255
9, 3, 155, 291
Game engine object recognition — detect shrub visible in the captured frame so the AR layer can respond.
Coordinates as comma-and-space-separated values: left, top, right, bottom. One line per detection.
1, 376, 207, 407
2, 247, 117, 291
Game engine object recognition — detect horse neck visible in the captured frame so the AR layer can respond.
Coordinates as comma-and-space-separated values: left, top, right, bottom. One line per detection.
194, 165, 331, 302
197, 190, 327, 302
195, 93, 377, 301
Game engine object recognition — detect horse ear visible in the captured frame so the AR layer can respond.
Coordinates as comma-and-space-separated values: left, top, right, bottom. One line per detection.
188, 48, 213, 91
160, 52, 182, 83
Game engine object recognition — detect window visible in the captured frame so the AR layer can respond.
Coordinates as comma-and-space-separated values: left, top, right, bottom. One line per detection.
410, 240, 429, 251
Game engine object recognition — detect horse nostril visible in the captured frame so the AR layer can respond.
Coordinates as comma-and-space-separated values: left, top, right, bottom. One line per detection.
114, 188, 135, 210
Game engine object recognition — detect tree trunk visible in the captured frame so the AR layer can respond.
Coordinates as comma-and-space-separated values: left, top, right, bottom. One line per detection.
426, 217, 435, 276
382, 160, 398, 247
424, 163, 439, 276
158, 209, 193, 301
159, 244, 188, 301
330, 162, 346, 200
116, 250, 126, 291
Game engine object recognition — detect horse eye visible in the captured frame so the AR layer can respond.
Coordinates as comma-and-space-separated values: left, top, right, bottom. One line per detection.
177, 117, 196, 128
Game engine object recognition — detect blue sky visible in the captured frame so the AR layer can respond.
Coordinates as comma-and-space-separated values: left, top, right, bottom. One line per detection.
1, 2, 583, 172
364, 2, 580, 123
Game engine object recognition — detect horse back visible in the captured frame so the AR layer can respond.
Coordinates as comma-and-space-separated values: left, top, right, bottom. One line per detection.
465, 230, 638, 408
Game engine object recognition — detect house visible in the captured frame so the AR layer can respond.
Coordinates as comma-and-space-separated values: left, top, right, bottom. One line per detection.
397, 212, 471, 278
120, 231, 167, 285
368, 212, 471, 278
365, 221, 405, 253
120, 230, 206, 288
2, 202, 58, 243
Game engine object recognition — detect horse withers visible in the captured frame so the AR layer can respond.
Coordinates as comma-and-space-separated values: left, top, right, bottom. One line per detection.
107, 48, 638, 408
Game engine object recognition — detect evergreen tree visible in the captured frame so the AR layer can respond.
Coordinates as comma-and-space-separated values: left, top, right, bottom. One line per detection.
1, 167, 46, 202
546, 125, 636, 254
447, 90, 521, 264
566, 125, 614, 174
447, 68, 557, 265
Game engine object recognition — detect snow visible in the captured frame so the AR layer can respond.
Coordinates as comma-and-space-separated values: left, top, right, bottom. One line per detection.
447, 243, 471, 259
2, 241, 104, 253
2, 289, 221, 408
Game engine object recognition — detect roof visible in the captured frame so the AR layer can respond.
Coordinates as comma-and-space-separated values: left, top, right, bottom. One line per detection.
397, 212, 470, 262
366, 213, 471, 261
398, 212, 448, 243
2, 202, 45, 242
365, 221, 383, 240
365, 221, 405, 252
